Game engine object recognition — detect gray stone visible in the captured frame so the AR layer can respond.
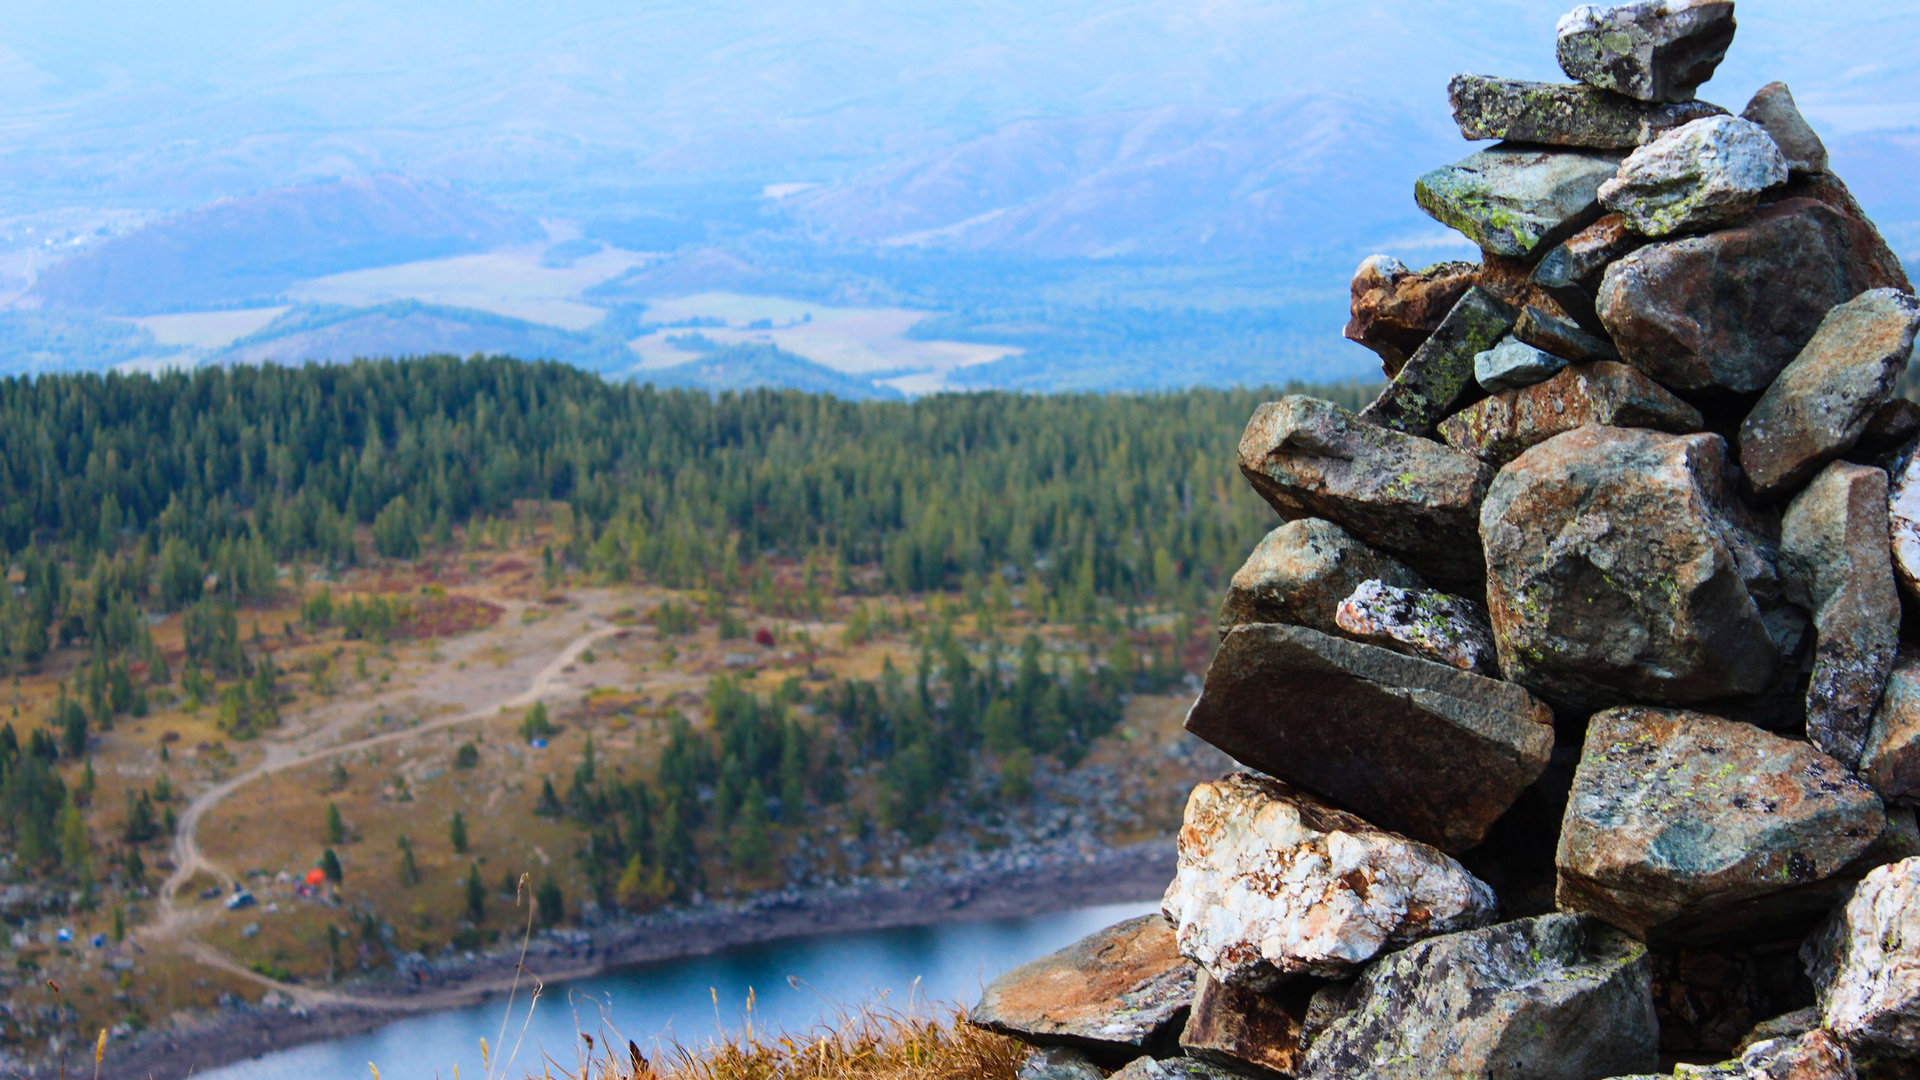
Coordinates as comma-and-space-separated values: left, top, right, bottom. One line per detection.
1343, 255, 1479, 376
1360, 286, 1516, 436
1532, 212, 1645, 322
1599, 116, 1789, 237
1476, 336, 1568, 392
971, 914, 1195, 1055
1238, 396, 1494, 590
1858, 398, 1920, 458
1514, 304, 1621, 363
1334, 579, 1498, 674
1608, 1029, 1854, 1080
1865, 649, 1920, 806
1807, 856, 1920, 1056
1185, 623, 1554, 852
1415, 145, 1623, 260
1016, 1047, 1106, 1080
1179, 973, 1313, 1080
1889, 441, 1920, 607
1216, 518, 1424, 637
1556, 0, 1737, 103
1448, 73, 1725, 148
1297, 915, 1657, 1080
1439, 360, 1703, 467
1597, 198, 1912, 394
1743, 82, 1829, 175
1781, 463, 1901, 770
1556, 706, 1885, 941
1481, 426, 1782, 710
1162, 773, 1495, 987
1107, 1058, 1242, 1080
1740, 289, 1920, 499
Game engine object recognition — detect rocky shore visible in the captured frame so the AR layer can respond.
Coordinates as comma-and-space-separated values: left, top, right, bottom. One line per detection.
98, 838, 1175, 1080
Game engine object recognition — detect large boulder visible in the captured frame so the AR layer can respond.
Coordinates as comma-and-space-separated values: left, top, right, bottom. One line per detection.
1298, 914, 1658, 1080
1480, 426, 1782, 710
1216, 519, 1424, 636
1439, 360, 1703, 468
1806, 856, 1920, 1057
1343, 255, 1478, 376
1739, 289, 1920, 498
1864, 648, 1920, 805
1556, 0, 1737, 103
1599, 115, 1788, 237
1556, 707, 1886, 942
1596, 198, 1912, 394
1608, 1030, 1854, 1080
1416, 145, 1623, 260
1448, 74, 1724, 148
1334, 579, 1497, 674
1179, 973, 1314, 1080
1360, 286, 1517, 436
1780, 463, 1902, 770
1185, 624, 1554, 852
971, 914, 1195, 1060
1742, 82, 1829, 175
1238, 396, 1493, 589
1161, 773, 1496, 988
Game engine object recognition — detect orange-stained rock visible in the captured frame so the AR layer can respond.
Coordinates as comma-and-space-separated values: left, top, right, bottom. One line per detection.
971, 915, 1195, 1057
1439, 361, 1702, 467
1179, 972, 1315, 1080
1343, 255, 1477, 376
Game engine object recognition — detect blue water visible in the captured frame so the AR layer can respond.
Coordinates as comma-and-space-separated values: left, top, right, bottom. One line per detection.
202, 901, 1157, 1080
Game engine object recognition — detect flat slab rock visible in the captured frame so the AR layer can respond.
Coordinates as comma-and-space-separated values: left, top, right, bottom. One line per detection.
1343, 255, 1478, 376
1298, 914, 1658, 1080
1481, 425, 1782, 710
1360, 285, 1516, 436
1439, 360, 1702, 467
1556, 0, 1736, 104
1334, 578, 1497, 674
1609, 1029, 1853, 1080
1216, 518, 1423, 636
1237, 395, 1493, 590
1557, 706, 1885, 942
1740, 288, 1920, 499
971, 914, 1195, 1055
1416, 144, 1621, 260
1599, 115, 1788, 237
1781, 462, 1901, 770
1597, 197, 1911, 394
1185, 623, 1553, 852
1449, 74, 1724, 149
1807, 856, 1920, 1056
1161, 773, 1495, 988
1476, 336, 1568, 393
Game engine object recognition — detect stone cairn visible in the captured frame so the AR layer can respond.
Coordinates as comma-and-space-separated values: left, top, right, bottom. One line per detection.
969, 3, 1920, 1079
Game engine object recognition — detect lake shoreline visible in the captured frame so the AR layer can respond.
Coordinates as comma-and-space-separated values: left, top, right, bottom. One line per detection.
102, 838, 1176, 1080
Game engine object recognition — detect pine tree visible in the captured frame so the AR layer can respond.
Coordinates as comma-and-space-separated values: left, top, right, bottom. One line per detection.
396, 835, 420, 887
449, 811, 468, 854
535, 874, 564, 927
465, 863, 486, 922
535, 777, 562, 817
319, 847, 343, 884
325, 801, 346, 844
57, 791, 91, 884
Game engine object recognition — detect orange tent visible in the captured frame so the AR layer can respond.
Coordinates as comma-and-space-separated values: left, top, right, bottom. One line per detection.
305, 868, 326, 887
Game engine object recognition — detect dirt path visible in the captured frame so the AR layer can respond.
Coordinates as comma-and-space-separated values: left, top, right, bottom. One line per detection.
137, 607, 623, 1011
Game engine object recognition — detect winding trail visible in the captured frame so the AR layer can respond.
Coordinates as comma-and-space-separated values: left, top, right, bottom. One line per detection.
137, 612, 623, 1011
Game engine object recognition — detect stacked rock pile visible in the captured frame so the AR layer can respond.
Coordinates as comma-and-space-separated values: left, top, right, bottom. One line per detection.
971, 4, 1920, 1079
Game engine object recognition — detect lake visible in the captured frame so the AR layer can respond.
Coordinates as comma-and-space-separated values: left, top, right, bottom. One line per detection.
202, 900, 1158, 1080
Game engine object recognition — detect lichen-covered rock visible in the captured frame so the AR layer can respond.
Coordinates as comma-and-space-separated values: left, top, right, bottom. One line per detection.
1514, 303, 1621, 363
1185, 624, 1554, 852
1533, 213, 1645, 321
971, 914, 1195, 1056
1440, 361, 1703, 468
1448, 74, 1725, 148
1334, 579, 1497, 674
1016, 1048, 1107, 1080
1162, 774, 1495, 989
1807, 856, 1920, 1055
1106, 1057, 1242, 1080
1556, 706, 1885, 941
1415, 145, 1622, 259
1476, 336, 1568, 392
1864, 649, 1920, 806
1609, 1029, 1854, 1080
1238, 396, 1493, 590
1740, 289, 1920, 498
1781, 463, 1902, 770
1742, 82, 1829, 175
1599, 116, 1788, 237
1298, 915, 1658, 1080
1343, 255, 1479, 376
1597, 198, 1912, 394
1179, 972, 1313, 1080
1556, 0, 1737, 103
1360, 286, 1517, 436
1216, 519, 1424, 636
1481, 426, 1782, 710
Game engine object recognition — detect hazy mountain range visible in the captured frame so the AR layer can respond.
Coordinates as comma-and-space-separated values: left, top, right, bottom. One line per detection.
1, 1, 1915, 390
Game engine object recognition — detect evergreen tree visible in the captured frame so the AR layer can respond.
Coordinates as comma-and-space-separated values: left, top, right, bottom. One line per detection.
465, 863, 486, 923
535, 874, 564, 927
395, 835, 419, 887
449, 811, 468, 854
319, 847, 343, 884
325, 801, 346, 844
